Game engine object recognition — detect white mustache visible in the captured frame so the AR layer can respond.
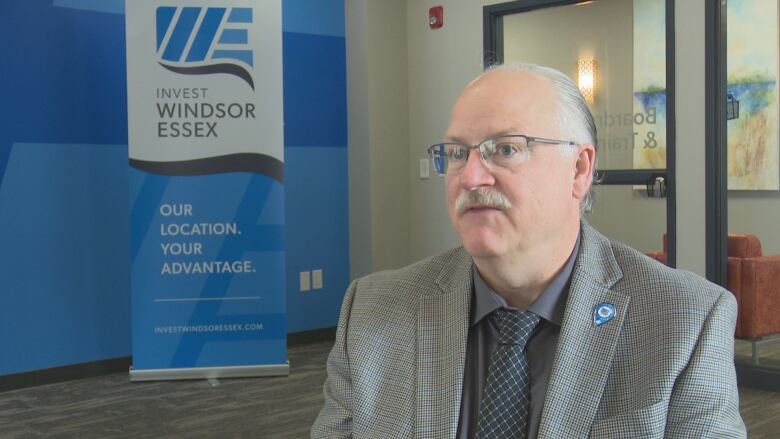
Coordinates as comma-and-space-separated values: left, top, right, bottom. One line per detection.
455, 188, 512, 213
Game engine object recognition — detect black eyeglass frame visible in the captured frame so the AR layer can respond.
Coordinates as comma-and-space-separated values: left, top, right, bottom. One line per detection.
426, 134, 578, 175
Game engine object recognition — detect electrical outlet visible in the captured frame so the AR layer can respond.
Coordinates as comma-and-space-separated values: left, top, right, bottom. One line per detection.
300, 271, 311, 292
312, 269, 323, 289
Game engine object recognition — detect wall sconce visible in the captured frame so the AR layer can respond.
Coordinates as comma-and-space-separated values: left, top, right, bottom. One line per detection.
577, 59, 597, 103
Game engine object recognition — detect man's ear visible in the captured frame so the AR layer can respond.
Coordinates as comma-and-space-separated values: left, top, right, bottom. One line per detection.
572, 144, 596, 199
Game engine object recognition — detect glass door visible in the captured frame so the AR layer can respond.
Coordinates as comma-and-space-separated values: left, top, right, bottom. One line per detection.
484, 0, 675, 263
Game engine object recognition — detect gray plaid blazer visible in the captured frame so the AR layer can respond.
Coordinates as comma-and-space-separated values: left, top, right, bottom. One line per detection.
311, 223, 746, 438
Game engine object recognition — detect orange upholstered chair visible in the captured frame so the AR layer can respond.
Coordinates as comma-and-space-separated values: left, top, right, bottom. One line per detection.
647, 233, 780, 341
726, 234, 780, 341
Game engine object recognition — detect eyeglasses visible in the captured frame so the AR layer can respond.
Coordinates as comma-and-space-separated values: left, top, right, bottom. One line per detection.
426, 134, 578, 175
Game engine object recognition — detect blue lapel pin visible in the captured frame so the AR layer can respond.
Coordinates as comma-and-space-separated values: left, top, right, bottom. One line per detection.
593, 303, 616, 326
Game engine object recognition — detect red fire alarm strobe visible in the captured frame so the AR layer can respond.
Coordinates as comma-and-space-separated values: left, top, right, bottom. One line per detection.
429, 6, 443, 29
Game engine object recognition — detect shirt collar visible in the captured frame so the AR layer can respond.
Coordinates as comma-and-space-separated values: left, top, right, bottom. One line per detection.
470, 232, 581, 327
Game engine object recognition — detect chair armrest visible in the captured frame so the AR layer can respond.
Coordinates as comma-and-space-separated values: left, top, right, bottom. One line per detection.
738, 255, 780, 339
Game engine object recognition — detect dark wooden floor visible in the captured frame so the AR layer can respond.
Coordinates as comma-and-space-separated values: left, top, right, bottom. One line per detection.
2, 339, 780, 438
0, 341, 330, 439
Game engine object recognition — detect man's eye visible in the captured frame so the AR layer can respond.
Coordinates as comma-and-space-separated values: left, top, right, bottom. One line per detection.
497, 143, 519, 157
450, 147, 468, 160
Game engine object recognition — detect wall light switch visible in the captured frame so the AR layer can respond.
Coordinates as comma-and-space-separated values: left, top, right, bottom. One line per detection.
312, 269, 323, 289
300, 271, 311, 292
419, 158, 430, 179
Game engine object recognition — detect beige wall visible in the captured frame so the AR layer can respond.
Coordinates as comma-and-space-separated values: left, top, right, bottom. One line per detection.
346, 0, 372, 278
347, 0, 711, 277
346, 0, 411, 276
406, 0, 500, 262
675, 0, 707, 275
729, 193, 780, 255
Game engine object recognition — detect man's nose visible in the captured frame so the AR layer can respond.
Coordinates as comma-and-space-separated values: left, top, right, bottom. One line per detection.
458, 150, 495, 189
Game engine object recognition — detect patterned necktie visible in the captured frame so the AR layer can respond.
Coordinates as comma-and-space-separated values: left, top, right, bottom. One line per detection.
475, 308, 541, 439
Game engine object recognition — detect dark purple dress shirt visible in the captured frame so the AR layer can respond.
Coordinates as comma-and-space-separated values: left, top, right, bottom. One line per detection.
455, 235, 581, 439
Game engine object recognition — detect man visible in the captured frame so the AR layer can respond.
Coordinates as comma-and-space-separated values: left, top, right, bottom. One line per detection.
311, 64, 746, 438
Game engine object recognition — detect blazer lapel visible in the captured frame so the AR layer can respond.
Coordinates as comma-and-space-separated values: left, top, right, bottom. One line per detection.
538, 223, 629, 438
416, 249, 472, 439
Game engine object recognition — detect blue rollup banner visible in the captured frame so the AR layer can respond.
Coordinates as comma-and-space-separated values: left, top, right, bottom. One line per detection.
126, 0, 287, 380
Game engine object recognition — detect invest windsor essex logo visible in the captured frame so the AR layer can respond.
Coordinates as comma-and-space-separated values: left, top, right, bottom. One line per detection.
156, 6, 255, 89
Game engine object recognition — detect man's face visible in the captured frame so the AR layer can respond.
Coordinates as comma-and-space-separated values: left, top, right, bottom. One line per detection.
444, 70, 590, 260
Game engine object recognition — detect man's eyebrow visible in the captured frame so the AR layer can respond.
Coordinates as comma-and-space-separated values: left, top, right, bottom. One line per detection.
444, 131, 519, 143
490, 130, 521, 137
442, 135, 468, 143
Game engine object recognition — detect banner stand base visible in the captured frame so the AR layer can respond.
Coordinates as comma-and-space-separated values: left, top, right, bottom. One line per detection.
129, 362, 290, 382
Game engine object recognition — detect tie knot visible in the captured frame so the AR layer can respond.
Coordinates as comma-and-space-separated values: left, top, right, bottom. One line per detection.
494, 309, 540, 345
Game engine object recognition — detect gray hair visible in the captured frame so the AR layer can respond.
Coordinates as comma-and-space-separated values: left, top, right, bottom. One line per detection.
481, 63, 598, 213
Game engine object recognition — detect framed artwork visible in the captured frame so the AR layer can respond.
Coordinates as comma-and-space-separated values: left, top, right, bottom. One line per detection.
727, 0, 779, 190
633, 0, 667, 171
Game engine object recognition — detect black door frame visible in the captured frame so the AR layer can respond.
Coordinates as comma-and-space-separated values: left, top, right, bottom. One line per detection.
705, 0, 728, 287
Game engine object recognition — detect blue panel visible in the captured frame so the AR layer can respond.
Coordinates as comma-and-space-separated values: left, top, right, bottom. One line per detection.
0, 143, 130, 375
285, 147, 350, 332
212, 49, 253, 67
257, 181, 285, 225
228, 8, 252, 23
130, 173, 170, 264
283, 32, 347, 148
219, 29, 248, 45
186, 8, 225, 62
0, 1, 128, 190
53, 0, 125, 15
0, 1, 349, 376
156, 7, 176, 50
162, 7, 200, 62
282, 0, 345, 37
130, 172, 287, 369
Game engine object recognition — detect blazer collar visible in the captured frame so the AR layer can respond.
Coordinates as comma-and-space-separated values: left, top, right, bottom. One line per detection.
415, 222, 626, 439
417, 247, 472, 439
537, 221, 628, 438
